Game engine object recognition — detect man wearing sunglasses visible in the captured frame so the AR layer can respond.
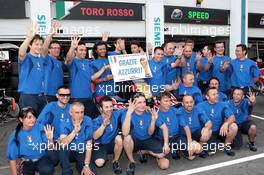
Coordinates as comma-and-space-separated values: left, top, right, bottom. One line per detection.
37, 85, 71, 168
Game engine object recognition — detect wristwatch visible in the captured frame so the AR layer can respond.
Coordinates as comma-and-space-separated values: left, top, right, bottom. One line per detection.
84, 162, 90, 168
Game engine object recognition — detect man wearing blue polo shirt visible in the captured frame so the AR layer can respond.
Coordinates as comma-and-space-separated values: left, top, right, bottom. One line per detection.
37, 85, 71, 142
122, 92, 170, 174
180, 95, 212, 158
42, 23, 64, 102
59, 102, 96, 175
156, 92, 203, 160
92, 96, 123, 174
196, 46, 213, 93
230, 44, 260, 93
200, 88, 238, 156
162, 41, 180, 85
211, 41, 232, 95
18, 23, 47, 115
147, 47, 173, 97
91, 41, 116, 102
65, 36, 99, 118
228, 88, 257, 151
174, 72, 203, 104
178, 45, 198, 86
37, 85, 71, 168
208, 77, 228, 102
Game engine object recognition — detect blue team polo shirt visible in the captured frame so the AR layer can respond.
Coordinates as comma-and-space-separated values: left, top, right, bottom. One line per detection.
178, 106, 210, 134
68, 58, 94, 99
230, 58, 260, 87
44, 54, 64, 96
198, 56, 212, 81
121, 110, 164, 140
93, 110, 122, 144
156, 107, 186, 139
108, 51, 121, 56
18, 53, 45, 94
37, 102, 71, 141
60, 116, 93, 152
212, 55, 231, 92
7, 123, 47, 160
146, 59, 167, 97
178, 84, 203, 104
228, 98, 251, 124
91, 58, 115, 97
162, 55, 180, 84
197, 101, 233, 132
180, 55, 197, 85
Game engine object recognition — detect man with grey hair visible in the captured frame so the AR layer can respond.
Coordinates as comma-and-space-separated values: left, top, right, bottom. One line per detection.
59, 102, 96, 175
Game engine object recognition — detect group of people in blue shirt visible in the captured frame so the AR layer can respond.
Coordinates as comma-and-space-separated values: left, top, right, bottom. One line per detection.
6, 23, 260, 175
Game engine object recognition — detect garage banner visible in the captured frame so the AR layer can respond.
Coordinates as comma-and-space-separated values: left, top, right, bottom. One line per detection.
108, 54, 152, 82
58, 1, 143, 21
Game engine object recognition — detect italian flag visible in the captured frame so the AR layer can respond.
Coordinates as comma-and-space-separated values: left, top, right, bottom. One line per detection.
56, 0, 78, 19
109, 56, 117, 64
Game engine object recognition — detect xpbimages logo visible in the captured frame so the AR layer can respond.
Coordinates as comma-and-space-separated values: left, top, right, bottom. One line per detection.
29, 142, 100, 153
98, 84, 166, 95
169, 141, 231, 154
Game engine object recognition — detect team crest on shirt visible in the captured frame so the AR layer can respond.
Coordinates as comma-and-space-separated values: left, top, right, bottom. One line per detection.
210, 108, 215, 117
27, 136, 33, 143
184, 90, 187, 95
139, 120, 144, 128
154, 65, 157, 72
61, 113, 64, 119
187, 62, 190, 67
166, 117, 170, 124
189, 117, 192, 124
82, 63, 85, 70
220, 61, 223, 66
240, 64, 243, 72
236, 109, 240, 114
37, 62, 41, 71
110, 123, 113, 130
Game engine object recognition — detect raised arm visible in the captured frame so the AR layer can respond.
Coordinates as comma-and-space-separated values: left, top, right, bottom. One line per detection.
196, 52, 202, 72
59, 121, 80, 147
42, 22, 61, 58
65, 36, 81, 65
91, 65, 111, 82
93, 116, 110, 140
19, 22, 39, 61
148, 108, 158, 135
122, 100, 136, 136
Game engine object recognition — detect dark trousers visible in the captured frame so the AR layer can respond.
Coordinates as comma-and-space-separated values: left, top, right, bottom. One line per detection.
59, 149, 96, 175
198, 80, 209, 94
19, 155, 54, 175
19, 93, 47, 116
